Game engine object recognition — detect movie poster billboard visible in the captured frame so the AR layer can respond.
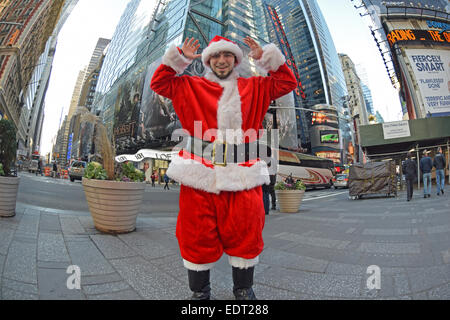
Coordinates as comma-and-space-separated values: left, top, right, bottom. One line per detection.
113, 69, 146, 141
405, 48, 450, 115
139, 58, 182, 141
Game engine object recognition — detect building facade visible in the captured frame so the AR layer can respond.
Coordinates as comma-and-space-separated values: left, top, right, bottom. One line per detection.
78, 37, 110, 111
339, 53, 369, 125
264, 0, 352, 163
0, 0, 65, 131
359, 0, 449, 119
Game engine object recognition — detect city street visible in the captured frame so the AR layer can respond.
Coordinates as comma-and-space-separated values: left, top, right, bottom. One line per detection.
0, 172, 449, 300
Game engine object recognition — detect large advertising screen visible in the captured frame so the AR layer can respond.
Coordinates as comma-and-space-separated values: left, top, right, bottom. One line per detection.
320, 130, 339, 144
405, 48, 450, 115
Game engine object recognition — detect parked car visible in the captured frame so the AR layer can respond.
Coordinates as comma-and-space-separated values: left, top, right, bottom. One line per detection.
69, 161, 87, 182
333, 173, 349, 189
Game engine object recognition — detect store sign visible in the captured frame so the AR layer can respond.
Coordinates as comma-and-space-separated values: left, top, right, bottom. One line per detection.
115, 149, 178, 163
405, 48, 450, 115
387, 29, 450, 47
426, 20, 450, 34
382, 121, 411, 139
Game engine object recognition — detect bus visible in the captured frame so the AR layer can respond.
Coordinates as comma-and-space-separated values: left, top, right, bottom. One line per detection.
275, 149, 334, 189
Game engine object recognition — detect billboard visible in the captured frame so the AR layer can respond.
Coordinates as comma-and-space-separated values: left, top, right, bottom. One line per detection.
320, 130, 339, 144
139, 58, 181, 141
113, 69, 146, 140
405, 48, 450, 115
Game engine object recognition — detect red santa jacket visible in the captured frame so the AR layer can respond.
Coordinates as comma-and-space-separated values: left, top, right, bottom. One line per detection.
150, 43, 297, 194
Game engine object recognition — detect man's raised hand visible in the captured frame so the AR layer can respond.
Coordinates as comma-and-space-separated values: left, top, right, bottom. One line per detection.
243, 36, 263, 60
181, 38, 202, 60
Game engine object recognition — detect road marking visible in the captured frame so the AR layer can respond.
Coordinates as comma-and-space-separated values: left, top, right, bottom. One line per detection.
303, 191, 348, 201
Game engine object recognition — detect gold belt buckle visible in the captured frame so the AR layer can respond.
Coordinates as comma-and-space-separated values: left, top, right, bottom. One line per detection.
212, 141, 227, 166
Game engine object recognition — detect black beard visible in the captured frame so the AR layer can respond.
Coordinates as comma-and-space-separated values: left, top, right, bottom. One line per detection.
212, 69, 233, 80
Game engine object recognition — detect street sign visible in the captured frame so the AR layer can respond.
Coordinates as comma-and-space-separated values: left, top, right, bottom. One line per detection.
382, 121, 411, 139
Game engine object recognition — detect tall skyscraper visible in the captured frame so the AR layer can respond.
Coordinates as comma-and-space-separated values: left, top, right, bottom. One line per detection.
355, 64, 375, 116
0, 0, 66, 130
56, 67, 87, 164
265, 0, 351, 163
340, 54, 369, 125
78, 38, 110, 111
17, 0, 79, 157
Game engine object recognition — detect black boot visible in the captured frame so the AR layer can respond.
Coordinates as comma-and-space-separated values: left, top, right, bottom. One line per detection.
232, 266, 257, 300
188, 270, 211, 300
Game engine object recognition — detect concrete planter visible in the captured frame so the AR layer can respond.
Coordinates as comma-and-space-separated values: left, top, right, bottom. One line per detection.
0, 176, 20, 217
82, 178, 146, 234
275, 189, 305, 213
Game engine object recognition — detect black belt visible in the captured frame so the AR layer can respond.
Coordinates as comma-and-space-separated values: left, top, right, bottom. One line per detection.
183, 136, 272, 166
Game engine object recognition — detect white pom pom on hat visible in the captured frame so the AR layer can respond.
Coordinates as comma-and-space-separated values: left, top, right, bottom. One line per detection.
201, 35, 244, 67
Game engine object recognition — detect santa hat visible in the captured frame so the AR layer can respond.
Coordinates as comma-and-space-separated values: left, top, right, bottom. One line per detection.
202, 35, 244, 67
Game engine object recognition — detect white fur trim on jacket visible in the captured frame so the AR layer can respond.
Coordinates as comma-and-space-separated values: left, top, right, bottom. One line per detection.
255, 43, 286, 73
205, 70, 243, 144
162, 44, 193, 74
228, 256, 259, 269
202, 40, 244, 67
166, 153, 270, 194
183, 259, 216, 271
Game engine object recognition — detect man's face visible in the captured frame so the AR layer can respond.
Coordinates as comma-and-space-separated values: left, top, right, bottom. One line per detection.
209, 51, 236, 79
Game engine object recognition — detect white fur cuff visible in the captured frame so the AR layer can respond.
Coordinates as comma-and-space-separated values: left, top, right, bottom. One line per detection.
255, 43, 286, 73
228, 256, 259, 269
183, 259, 216, 271
162, 44, 193, 74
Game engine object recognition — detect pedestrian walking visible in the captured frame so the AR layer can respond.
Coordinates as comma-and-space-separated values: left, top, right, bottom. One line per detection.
151, 172, 156, 187
269, 174, 277, 210
150, 35, 296, 300
419, 150, 433, 198
402, 152, 417, 201
262, 180, 270, 215
433, 147, 446, 196
52, 162, 57, 178
36, 159, 42, 176
163, 173, 170, 190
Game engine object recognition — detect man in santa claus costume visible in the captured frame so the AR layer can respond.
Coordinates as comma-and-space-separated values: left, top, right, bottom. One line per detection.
151, 35, 296, 300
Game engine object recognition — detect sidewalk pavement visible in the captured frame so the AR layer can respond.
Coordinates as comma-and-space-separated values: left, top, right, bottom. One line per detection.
0, 186, 449, 300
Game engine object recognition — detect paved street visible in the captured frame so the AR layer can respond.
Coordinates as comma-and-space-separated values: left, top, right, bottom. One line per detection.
0, 172, 449, 300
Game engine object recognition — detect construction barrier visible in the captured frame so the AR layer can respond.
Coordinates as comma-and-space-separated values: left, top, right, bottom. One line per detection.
62, 169, 69, 180
44, 167, 51, 177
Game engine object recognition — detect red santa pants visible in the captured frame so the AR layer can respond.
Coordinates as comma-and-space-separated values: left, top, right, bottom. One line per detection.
176, 184, 266, 270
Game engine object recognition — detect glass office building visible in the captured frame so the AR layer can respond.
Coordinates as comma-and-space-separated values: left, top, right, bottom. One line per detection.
265, 0, 351, 163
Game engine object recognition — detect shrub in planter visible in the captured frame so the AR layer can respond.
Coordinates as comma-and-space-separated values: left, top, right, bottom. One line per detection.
274, 174, 306, 213
0, 119, 19, 217
81, 123, 146, 234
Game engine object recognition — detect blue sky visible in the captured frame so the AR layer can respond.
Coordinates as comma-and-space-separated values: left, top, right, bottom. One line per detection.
40, 0, 403, 156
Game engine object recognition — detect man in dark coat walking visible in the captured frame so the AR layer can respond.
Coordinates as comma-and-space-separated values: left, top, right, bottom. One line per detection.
433, 147, 446, 196
402, 152, 417, 201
